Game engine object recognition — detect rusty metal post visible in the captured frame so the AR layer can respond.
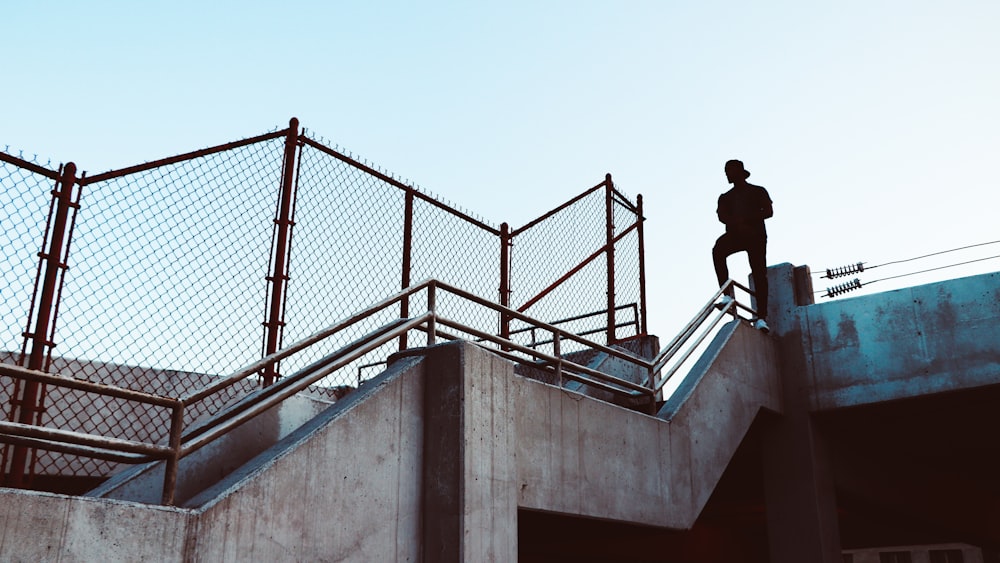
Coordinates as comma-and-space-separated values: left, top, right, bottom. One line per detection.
499, 222, 511, 349
262, 118, 300, 387
399, 190, 414, 351
636, 194, 648, 336
8, 162, 78, 488
427, 282, 437, 346
553, 331, 562, 387
161, 400, 185, 505
605, 174, 616, 345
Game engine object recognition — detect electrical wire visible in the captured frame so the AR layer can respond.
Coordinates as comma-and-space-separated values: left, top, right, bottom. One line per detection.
866, 239, 1000, 269
815, 253, 1000, 297
863, 254, 1000, 285
815, 239, 1000, 276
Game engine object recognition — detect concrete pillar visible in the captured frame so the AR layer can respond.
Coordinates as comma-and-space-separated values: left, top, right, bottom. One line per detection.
761, 263, 844, 562
421, 341, 518, 562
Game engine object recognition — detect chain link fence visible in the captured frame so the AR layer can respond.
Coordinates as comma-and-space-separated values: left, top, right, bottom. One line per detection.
0, 120, 646, 485
508, 180, 644, 355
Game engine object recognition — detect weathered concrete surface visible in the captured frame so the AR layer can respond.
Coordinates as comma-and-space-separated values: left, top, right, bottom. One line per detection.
517, 320, 782, 529
0, 326, 782, 561
798, 271, 1000, 410
0, 488, 192, 562
88, 394, 332, 505
763, 263, 844, 563
187, 355, 426, 562
421, 341, 518, 562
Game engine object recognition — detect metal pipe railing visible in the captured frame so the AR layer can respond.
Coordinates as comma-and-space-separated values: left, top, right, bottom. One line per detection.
0, 277, 757, 505
651, 279, 757, 393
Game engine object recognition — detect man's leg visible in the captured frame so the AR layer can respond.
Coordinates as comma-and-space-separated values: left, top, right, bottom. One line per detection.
748, 238, 768, 319
712, 233, 741, 289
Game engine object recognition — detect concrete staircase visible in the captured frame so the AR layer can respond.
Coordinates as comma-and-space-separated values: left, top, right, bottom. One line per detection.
0, 319, 781, 561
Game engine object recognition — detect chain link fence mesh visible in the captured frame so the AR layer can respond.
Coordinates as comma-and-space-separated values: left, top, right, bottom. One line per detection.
410, 196, 501, 347
279, 141, 408, 388
0, 154, 60, 468
508, 183, 643, 355
0, 125, 646, 484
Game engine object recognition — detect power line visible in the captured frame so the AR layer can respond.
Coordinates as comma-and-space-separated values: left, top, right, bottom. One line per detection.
864, 254, 1000, 285
816, 239, 1000, 280
867, 239, 1000, 269
815, 253, 1000, 298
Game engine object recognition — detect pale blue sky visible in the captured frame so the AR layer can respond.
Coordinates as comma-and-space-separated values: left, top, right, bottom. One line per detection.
5, 1, 999, 337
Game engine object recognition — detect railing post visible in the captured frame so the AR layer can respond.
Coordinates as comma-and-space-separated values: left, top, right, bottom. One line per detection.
636, 194, 648, 336
262, 118, 300, 387
553, 331, 562, 387
499, 222, 511, 350
399, 190, 414, 351
605, 173, 616, 345
646, 364, 658, 415
161, 401, 185, 505
7, 162, 78, 488
427, 283, 437, 346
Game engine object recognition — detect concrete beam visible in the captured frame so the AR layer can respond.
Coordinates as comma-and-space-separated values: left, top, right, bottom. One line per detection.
422, 341, 518, 562
801, 271, 1000, 410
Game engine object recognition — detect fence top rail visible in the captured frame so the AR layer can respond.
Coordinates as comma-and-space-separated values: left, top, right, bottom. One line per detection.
298, 135, 501, 235
611, 187, 639, 214
511, 178, 609, 236
81, 128, 289, 185
0, 150, 61, 180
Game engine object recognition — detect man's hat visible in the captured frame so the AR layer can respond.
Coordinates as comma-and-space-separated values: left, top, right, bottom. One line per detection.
725, 159, 751, 179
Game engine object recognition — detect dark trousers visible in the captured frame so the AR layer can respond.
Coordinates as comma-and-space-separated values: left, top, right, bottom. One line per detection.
713, 232, 768, 319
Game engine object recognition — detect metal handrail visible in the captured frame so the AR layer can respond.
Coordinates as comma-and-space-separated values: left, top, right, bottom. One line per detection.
651, 279, 757, 393
0, 279, 653, 503
0, 278, 757, 505
504, 303, 639, 348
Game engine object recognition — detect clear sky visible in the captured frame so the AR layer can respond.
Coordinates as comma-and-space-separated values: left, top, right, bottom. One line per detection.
5, 1, 999, 339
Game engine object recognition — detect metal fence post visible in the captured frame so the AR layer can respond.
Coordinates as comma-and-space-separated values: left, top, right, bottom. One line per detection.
636, 194, 648, 336
7, 162, 79, 488
262, 118, 300, 387
399, 190, 414, 351
499, 222, 511, 349
605, 173, 616, 345
161, 400, 185, 505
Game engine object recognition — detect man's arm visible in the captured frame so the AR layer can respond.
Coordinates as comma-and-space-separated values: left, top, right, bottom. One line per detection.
759, 187, 774, 220
717, 194, 732, 224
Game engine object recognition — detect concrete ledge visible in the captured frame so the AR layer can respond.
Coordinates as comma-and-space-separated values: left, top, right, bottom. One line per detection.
801, 271, 1000, 410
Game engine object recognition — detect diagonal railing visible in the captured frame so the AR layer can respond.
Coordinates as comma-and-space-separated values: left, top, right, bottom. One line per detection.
651, 279, 759, 394
0, 278, 758, 505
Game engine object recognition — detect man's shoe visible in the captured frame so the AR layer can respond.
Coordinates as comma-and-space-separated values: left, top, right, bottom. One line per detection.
715, 294, 735, 311
752, 318, 770, 333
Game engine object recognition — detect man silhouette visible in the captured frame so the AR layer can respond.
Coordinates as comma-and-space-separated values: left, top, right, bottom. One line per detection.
713, 159, 773, 332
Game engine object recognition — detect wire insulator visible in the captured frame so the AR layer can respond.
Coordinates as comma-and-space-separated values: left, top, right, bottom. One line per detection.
825, 262, 865, 279
824, 278, 862, 298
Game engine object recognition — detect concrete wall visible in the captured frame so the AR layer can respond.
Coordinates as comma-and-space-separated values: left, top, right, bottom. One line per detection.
0, 324, 782, 561
517, 319, 782, 529
796, 271, 1000, 410
186, 355, 426, 562
89, 394, 332, 505
0, 489, 192, 562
